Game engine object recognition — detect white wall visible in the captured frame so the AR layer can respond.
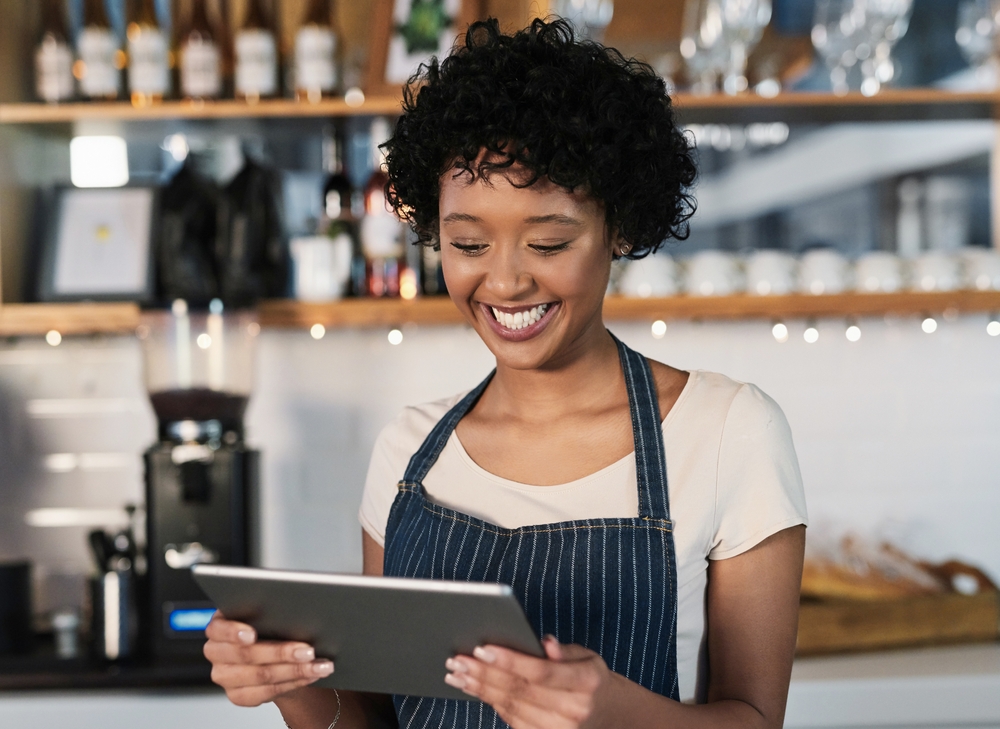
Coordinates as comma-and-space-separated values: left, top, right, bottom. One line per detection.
246, 312, 1000, 582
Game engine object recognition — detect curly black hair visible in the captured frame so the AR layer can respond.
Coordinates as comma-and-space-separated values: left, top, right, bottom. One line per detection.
383, 17, 697, 258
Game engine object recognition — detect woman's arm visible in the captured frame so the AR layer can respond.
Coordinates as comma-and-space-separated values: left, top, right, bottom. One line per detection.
444, 525, 805, 729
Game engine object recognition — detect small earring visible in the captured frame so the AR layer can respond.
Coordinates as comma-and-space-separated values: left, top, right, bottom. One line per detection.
619, 243, 632, 256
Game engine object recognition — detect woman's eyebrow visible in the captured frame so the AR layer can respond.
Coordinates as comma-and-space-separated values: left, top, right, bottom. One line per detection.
523, 214, 583, 226
441, 212, 482, 224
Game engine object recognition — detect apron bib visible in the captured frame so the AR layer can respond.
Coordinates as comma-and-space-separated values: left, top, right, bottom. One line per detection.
384, 335, 680, 728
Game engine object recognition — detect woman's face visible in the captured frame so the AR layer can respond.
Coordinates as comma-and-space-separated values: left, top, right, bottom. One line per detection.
438, 166, 616, 371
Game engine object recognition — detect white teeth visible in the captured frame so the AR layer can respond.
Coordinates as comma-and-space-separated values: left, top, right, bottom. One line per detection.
491, 303, 550, 330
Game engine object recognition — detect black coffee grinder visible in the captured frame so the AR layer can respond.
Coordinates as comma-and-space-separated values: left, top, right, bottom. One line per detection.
140, 300, 260, 663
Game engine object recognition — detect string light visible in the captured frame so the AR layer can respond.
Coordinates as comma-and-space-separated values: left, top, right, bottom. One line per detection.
310, 323, 326, 340
988, 316, 1000, 337
388, 328, 403, 345
845, 323, 861, 342
803, 323, 819, 344
771, 322, 789, 343
45, 330, 62, 346
651, 320, 667, 339
921, 316, 938, 334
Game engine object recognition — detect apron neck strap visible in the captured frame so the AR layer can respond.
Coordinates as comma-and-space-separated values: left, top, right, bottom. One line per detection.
401, 334, 671, 521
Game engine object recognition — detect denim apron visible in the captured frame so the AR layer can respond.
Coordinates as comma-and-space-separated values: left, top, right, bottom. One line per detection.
383, 335, 680, 728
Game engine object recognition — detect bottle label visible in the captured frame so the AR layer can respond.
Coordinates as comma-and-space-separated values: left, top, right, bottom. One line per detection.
235, 29, 278, 97
181, 38, 221, 98
36, 38, 74, 102
78, 27, 120, 97
295, 26, 337, 94
361, 212, 405, 259
128, 27, 169, 96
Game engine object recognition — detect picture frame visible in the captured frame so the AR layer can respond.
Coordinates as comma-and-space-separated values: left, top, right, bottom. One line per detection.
366, 0, 481, 96
37, 186, 158, 303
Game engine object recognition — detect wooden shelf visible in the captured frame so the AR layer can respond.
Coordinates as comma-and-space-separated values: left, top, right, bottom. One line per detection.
2, 292, 997, 338
0, 95, 404, 125
0, 88, 995, 126
259, 291, 1000, 330
0, 303, 140, 337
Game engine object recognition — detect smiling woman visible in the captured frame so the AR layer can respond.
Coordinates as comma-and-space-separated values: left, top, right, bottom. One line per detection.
202, 17, 807, 729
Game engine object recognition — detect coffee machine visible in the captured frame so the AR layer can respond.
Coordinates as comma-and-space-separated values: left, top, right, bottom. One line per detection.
140, 300, 260, 663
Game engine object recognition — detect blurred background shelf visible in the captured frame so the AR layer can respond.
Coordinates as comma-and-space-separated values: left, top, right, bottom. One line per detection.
1, 89, 996, 126
0, 96, 404, 125
0, 303, 140, 337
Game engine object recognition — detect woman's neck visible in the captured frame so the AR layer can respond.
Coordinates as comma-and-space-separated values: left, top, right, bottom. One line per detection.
486, 322, 624, 424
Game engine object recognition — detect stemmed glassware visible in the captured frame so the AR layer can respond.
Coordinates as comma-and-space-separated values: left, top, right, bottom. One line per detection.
956, 0, 1000, 88
681, 0, 772, 95
812, 0, 868, 95
857, 0, 913, 96
550, 0, 615, 42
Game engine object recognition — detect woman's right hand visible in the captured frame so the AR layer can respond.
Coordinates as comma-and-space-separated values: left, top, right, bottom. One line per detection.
204, 612, 335, 707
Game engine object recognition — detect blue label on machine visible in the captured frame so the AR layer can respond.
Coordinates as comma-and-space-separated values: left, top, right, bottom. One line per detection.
168, 608, 216, 632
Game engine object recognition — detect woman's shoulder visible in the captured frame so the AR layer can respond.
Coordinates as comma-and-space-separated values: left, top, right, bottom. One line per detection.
373, 391, 470, 461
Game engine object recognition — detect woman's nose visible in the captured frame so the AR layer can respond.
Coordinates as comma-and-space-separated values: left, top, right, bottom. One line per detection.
482, 245, 532, 298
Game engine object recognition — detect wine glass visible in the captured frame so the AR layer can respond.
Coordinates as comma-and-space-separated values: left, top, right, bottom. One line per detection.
720, 0, 773, 95
858, 0, 913, 96
681, 0, 731, 94
956, 0, 1000, 87
551, 0, 615, 42
812, 0, 867, 95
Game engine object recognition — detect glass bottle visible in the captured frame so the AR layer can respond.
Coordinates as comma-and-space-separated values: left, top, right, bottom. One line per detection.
320, 125, 358, 297
179, 0, 222, 100
126, 0, 170, 105
360, 118, 405, 297
35, 0, 75, 103
294, 0, 338, 103
235, 0, 278, 101
77, 0, 122, 100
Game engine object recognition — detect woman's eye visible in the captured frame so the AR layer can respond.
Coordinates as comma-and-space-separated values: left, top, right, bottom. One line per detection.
530, 242, 571, 255
450, 242, 488, 256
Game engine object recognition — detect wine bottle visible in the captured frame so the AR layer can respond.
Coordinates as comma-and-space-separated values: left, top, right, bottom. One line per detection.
126, 0, 170, 105
235, 0, 278, 101
322, 125, 352, 225
35, 0, 75, 103
294, 0, 338, 103
360, 118, 405, 297
77, 0, 122, 100
179, 0, 222, 99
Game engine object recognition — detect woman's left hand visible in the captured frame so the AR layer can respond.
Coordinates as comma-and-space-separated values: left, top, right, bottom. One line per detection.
444, 636, 620, 729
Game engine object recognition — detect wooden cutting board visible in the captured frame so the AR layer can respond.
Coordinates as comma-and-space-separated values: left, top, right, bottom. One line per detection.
796, 590, 1000, 656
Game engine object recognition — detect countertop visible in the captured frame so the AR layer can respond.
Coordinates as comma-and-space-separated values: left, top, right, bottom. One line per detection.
0, 644, 997, 728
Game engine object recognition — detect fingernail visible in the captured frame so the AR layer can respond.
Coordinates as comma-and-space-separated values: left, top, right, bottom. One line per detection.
444, 672, 467, 689
237, 630, 255, 645
293, 647, 315, 662
544, 634, 558, 643
313, 661, 334, 676
473, 647, 496, 664
445, 658, 467, 673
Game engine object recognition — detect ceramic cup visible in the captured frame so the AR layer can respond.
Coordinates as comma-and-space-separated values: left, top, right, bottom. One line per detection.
745, 250, 797, 296
798, 249, 851, 295
684, 250, 744, 297
617, 254, 680, 298
854, 251, 905, 293
910, 251, 961, 292
290, 235, 353, 302
961, 247, 1000, 291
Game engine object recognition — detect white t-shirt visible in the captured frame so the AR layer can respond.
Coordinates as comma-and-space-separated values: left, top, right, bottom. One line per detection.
359, 370, 808, 704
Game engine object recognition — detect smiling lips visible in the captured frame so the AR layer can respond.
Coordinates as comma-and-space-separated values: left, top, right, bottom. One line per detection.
480, 301, 558, 341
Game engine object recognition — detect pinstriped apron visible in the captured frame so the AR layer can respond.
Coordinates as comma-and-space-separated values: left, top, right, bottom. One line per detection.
383, 335, 680, 728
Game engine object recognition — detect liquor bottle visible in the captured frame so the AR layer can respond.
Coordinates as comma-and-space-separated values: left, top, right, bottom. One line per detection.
126, 0, 170, 105
360, 118, 406, 297
77, 0, 122, 99
179, 0, 222, 99
294, 0, 338, 103
235, 0, 279, 101
35, 0, 75, 103
319, 125, 358, 297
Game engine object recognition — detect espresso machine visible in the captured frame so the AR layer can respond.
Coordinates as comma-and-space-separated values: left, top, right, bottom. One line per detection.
140, 299, 260, 663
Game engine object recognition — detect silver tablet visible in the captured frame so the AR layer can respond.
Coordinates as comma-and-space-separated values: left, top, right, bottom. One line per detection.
192, 565, 543, 701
